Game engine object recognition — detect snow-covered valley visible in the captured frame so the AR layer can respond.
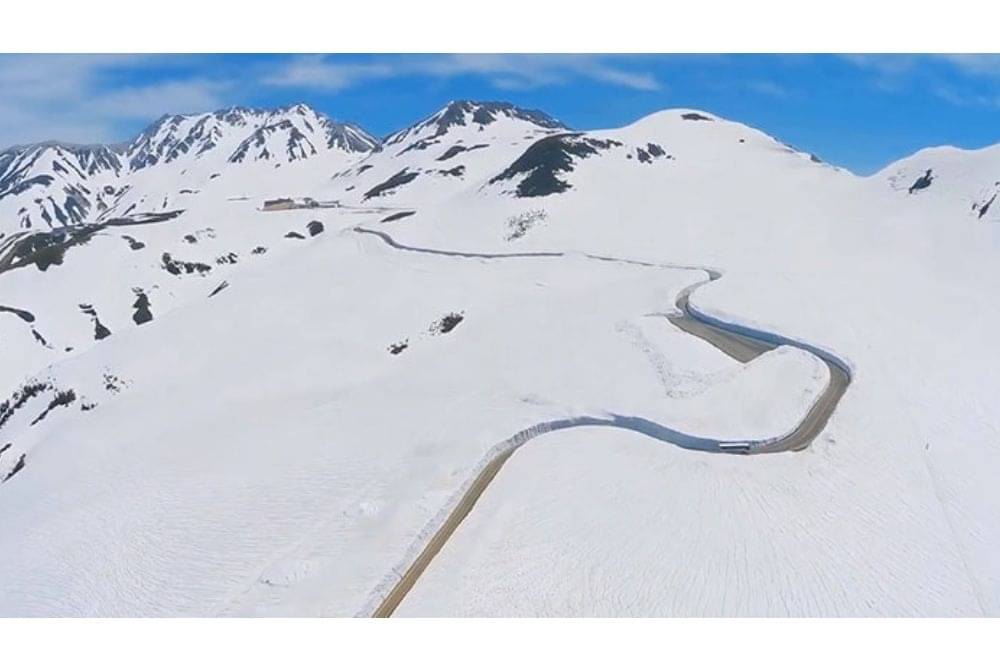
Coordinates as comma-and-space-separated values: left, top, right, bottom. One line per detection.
1, 101, 999, 616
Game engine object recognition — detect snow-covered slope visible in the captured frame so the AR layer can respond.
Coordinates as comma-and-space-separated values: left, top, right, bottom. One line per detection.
2, 101, 1000, 617
875, 143, 1000, 223
0, 104, 377, 238
320, 101, 569, 206
0, 142, 125, 230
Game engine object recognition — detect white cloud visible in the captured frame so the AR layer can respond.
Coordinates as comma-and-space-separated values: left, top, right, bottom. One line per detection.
0, 55, 230, 149
94, 79, 230, 120
936, 54, 1000, 77
840, 54, 1000, 107
261, 54, 662, 92
0, 54, 662, 149
744, 79, 789, 98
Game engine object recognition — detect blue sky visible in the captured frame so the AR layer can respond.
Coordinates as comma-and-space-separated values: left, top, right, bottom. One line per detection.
2, 54, 999, 174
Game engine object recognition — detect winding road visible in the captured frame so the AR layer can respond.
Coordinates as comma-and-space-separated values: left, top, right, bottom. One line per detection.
351, 225, 851, 617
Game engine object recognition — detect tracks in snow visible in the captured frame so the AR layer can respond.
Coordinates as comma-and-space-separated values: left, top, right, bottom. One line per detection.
351, 225, 852, 617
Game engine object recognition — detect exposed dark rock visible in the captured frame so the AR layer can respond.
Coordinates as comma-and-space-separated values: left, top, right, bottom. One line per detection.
976, 194, 996, 219
122, 235, 145, 250
215, 252, 238, 265
430, 312, 465, 335
388, 340, 409, 355
30, 389, 76, 426
285, 231, 305, 239
438, 165, 465, 177
161, 252, 212, 275
505, 209, 547, 241
0, 226, 99, 275
0, 381, 50, 430
3, 454, 25, 482
183, 234, 198, 244
390, 101, 565, 146
381, 211, 416, 223
132, 289, 153, 325
209, 281, 229, 297
94, 319, 112, 340
79, 303, 112, 340
437, 143, 489, 161
307, 220, 325, 237
31, 328, 48, 347
251, 246, 268, 255
0, 305, 35, 323
489, 133, 622, 198
646, 143, 667, 157
397, 138, 440, 156
103, 373, 125, 394
908, 169, 934, 194
364, 169, 419, 200
681, 112, 713, 121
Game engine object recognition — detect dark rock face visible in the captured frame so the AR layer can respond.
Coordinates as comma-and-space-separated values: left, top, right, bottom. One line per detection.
132, 289, 153, 325
0, 226, 99, 275
489, 133, 622, 197
3, 454, 25, 482
908, 169, 934, 194
388, 340, 408, 355
437, 143, 489, 162
94, 320, 112, 340
0, 381, 51, 430
121, 235, 145, 250
209, 281, 229, 297
161, 252, 212, 275
78, 303, 112, 340
364, 169, 420, 200
397, 138, 441, 156
430, 312, 465, 335
976, 193, 996, 219
0, 305, 35, 323
681, 112, 713, 121
389, 101, 566, 146
505, 209, 547, 241
635, 143, 671, 164
380, 211, 416, 223
285, 231, 305, 239
307, 221, 325, 237
229, 119, 318, 163
29, 389, 76, 426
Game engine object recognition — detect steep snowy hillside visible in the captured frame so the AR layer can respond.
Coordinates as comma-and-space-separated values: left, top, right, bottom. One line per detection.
876, 143, 1000, 223
0, 104, 378, 237
1, 102, 1000, 618
0, 142, 125, 231
321, 101, 569, 206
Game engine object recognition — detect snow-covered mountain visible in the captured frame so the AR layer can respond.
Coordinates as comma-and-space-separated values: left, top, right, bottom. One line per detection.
875, 142, 1000, 223
2, 100, 1000, 618
0, 103, 377, 237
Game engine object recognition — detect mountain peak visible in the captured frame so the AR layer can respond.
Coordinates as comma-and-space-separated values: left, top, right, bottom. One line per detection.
385, 100, 566, 146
